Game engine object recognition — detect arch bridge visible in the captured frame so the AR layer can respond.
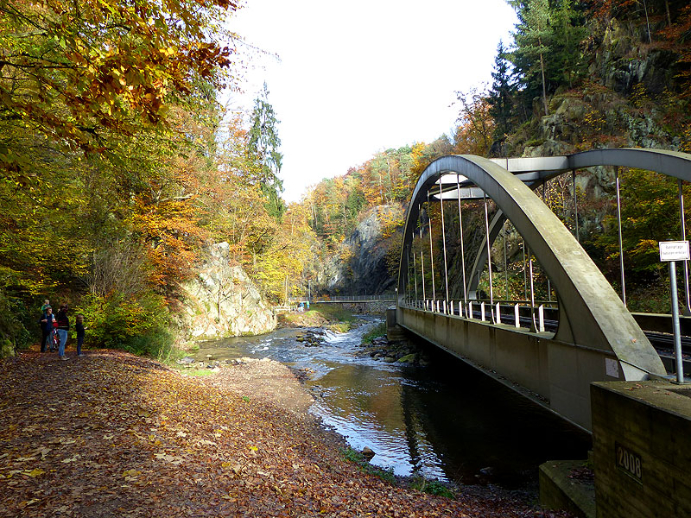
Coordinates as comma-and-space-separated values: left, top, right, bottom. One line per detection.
396, 148, 691, 432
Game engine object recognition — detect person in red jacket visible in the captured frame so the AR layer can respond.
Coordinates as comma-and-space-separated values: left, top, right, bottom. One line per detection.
56, 305, 69, 360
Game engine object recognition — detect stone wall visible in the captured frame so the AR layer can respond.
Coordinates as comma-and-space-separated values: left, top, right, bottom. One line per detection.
178, 242, 276, 341
591, 381, 691, 518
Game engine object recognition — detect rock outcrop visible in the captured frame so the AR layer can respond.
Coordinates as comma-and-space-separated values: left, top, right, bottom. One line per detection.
321, 205, 402, 296
178, 242, 276, 340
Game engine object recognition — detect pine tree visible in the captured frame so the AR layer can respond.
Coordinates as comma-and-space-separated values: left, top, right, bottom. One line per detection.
511, 0, 553, 116
550, 0, 588, 89
508, 0, 588, 117
248, 83, 286, 220
488, 40, 515, 141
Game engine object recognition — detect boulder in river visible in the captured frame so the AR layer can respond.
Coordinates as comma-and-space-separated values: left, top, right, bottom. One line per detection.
297, 330, 326, 347
361, 447, 376, 461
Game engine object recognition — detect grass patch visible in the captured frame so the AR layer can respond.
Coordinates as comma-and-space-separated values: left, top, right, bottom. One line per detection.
340, 447, 397, 485
280, 304, 358, 331
341, 447, 455, 498
362, 322, 386, 344
408, 476, 455, 499
177, 368, 217, 377
313, 305, 358, 332
310, 304, 357, 323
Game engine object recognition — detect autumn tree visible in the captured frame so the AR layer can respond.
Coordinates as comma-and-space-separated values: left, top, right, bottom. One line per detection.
0, 0, 239, 297
254, 203, 320, 303
0, 0, 244, 354
0, 0, 237, 176
453, 89, 495, 156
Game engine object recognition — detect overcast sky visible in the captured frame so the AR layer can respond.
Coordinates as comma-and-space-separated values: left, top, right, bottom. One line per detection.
225, 0, 518, 203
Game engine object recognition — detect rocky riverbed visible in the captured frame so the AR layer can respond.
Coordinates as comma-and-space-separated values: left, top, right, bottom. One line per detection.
355, 335, 431, 366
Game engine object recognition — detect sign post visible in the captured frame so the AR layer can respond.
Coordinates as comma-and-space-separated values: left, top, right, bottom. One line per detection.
659, 241, 690, 383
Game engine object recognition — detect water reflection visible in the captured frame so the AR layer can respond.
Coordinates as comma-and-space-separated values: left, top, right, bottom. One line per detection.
307, 364, 437, 478
397, 354, 591, 487
196, 319, 591, 489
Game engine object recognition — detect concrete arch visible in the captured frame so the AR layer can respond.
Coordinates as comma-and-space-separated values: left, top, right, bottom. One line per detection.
398, 154, 666, 379
569, 148, 691, 181
466, 149, 691, 309
489, 148, 691, 184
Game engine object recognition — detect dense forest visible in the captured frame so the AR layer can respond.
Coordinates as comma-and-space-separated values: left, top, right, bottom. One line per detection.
1, 0, 690, 357
0, 0, 316, 355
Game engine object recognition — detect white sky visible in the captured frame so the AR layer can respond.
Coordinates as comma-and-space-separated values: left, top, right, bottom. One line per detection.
225, 0, 518, 203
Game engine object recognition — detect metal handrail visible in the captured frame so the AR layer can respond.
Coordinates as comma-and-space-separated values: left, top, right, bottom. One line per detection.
401, 298, 559, 333
288, 294, 396, 303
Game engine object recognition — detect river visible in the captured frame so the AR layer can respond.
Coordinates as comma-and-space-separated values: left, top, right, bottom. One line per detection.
196, 316, 591, 491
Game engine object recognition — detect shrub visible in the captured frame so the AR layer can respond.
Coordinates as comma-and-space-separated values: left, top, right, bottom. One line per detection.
76, 291, 174, 358
0, 290, 33, 356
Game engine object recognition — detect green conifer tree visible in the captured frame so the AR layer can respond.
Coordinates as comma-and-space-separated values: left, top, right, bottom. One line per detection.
488, 40, 515, 142
509, 0, 553, 116
248, 83, 286, 220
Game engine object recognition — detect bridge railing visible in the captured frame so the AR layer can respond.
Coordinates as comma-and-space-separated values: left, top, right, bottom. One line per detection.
401, 298, 559, 333
288, 294, 396, 304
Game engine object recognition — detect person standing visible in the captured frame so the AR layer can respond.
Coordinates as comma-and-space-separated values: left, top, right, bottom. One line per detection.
56, 305, 69, 360
39, 306, 54, 353
75, 314, 85, 356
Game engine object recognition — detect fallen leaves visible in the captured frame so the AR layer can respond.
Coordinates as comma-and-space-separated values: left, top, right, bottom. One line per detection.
0, 349, 574, 517
153, 453, 184, 465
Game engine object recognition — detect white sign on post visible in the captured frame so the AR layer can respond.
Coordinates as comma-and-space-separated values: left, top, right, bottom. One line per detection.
659, 241, 690, 262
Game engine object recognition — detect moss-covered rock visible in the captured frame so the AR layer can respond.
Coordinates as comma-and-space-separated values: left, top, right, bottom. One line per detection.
397, 353, 417, 364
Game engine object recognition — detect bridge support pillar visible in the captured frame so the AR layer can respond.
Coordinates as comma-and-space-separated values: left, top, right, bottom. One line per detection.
386, 308, 407, 341
590, 380, 691, 518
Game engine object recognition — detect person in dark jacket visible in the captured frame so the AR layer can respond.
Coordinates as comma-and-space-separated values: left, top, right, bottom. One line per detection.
56, 305, 69, 360
39, 306, 54, 353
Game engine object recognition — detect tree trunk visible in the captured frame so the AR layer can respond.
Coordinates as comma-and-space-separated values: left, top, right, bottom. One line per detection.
665, 0, 671, 27
539, 49, 549, 116
640, 0, 651, 43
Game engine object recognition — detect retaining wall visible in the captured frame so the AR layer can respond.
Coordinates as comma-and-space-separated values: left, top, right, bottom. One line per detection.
591, 381, 691, 518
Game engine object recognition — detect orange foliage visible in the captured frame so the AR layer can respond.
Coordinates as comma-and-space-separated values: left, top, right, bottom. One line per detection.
453, 91, 495, 156
132, 197, 208, 291
0, 0, 238, 163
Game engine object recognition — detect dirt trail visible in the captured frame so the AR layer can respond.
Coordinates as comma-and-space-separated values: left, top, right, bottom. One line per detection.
0, 348, 571, 517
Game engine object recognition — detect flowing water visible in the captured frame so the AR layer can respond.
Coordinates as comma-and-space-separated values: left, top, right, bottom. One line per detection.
196, 316, 591, 490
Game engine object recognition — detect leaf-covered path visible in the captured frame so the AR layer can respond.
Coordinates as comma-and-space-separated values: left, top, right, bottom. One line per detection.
0, 349, 570, 517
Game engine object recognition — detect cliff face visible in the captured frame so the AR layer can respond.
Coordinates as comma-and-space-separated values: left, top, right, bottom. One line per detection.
519, 18, 684, 243
178, 242, 276, 340
592, 17, 678, 98
320, 205, 403, 296
506, 11, 684, 160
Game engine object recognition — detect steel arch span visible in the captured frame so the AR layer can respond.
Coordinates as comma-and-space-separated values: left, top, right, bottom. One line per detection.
394, 150, 689, 431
